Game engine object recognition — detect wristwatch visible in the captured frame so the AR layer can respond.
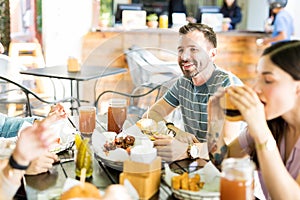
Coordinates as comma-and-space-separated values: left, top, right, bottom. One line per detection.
165, 122, 176, 137
255, 137, 277, 151
9, 155, 30, 170
187, 144, 199, 159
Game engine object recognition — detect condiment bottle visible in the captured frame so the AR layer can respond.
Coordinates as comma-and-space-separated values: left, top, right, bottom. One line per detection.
220, 158, 256, 200
159, 14, 168, 29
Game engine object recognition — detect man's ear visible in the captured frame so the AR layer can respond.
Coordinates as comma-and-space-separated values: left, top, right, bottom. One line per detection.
209, 48, 217, 60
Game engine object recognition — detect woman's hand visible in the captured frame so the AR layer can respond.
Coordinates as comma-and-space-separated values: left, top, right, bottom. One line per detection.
227, 86, 269, 139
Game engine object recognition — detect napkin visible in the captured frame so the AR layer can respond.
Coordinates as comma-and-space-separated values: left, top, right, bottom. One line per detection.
202, 161, 221, 192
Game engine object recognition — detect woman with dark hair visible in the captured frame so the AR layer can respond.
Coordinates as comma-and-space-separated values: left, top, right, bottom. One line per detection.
220, 0, 242, 30
208, 40, 300, 199
168, 0, 196, 27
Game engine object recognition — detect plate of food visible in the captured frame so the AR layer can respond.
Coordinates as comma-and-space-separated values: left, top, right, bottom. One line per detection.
92, 125, 153, 171
164, 162, 220, 200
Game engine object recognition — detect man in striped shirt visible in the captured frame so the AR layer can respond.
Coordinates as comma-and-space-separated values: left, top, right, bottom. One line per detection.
147, 23, 242, 162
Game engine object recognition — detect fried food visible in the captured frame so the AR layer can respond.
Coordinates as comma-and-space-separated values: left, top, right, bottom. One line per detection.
171, 172, 204, 192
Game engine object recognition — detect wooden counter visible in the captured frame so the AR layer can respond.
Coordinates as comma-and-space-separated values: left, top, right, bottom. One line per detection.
81, 29, 268, 106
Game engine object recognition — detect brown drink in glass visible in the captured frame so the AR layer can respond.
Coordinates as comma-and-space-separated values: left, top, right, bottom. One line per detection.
220, 158, 255, 200
107, 98, 127, 133
79, 106, 96, 135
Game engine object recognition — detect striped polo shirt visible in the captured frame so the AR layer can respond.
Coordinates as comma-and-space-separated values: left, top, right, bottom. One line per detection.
163, 66, 242, 141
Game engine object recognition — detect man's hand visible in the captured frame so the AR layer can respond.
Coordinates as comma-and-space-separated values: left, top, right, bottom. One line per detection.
174, 129, 199, 144
167, 124, 199, 144
153, 135, 188, 162
26, 152, 58, 175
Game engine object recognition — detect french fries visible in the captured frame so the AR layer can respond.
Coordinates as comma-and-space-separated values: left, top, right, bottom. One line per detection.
171, 172, 205, 192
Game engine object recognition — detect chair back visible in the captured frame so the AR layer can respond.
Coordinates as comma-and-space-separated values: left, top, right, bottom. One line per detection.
125, 45, 181, 88
0, 54, 27, 99
0, 75, 80, 117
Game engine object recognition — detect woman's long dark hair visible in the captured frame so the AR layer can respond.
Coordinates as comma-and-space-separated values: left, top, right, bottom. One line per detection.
252, 40, 300, 168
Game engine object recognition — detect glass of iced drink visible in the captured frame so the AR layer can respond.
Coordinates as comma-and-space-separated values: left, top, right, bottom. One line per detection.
107, 98, 127, 134
79, 106, 96, 135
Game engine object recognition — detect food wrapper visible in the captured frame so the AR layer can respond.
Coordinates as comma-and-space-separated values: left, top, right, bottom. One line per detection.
48, 119, 75, 154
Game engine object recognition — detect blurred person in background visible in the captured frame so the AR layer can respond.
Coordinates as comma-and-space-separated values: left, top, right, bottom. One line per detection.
261, 0, 294, 45
220, 0, 242, 30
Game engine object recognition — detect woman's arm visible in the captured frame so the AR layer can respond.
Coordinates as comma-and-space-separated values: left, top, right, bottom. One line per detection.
207, 91, 247, 169
228, 86, 300, 199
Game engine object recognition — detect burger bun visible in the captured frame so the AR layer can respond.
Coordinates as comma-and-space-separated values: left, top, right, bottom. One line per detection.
61, 182, 102, 200
219, 92, 243, 121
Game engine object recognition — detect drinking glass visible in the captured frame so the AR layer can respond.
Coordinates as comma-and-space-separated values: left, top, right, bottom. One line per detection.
220, 158, 256, 200
107, 98, 127, 134
79, 106, 96, 135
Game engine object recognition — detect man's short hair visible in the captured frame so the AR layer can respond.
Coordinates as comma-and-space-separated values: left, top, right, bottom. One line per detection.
179, 23, 217, 48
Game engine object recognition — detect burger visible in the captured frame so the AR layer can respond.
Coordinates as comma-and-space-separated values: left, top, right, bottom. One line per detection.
60, 182, 102, 200
219, 92, 243, 121
136, 118, 158, 140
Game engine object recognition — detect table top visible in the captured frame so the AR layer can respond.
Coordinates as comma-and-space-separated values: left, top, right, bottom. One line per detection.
22, 116, 211, 200
19, 65, 127, 81
24, 149, 207, 200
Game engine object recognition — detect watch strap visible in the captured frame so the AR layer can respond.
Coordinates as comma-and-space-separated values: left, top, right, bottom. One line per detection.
9, 155, 30, 170
166, 122, 176, 137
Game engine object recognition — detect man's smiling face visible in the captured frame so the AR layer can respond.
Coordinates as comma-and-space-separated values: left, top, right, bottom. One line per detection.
177, 31, 214, 79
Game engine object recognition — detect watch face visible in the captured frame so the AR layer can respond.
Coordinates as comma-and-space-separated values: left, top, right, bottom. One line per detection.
190, 145, 199, 159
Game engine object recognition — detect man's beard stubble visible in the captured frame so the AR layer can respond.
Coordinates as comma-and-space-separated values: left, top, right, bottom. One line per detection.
180, 61, 201, 78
